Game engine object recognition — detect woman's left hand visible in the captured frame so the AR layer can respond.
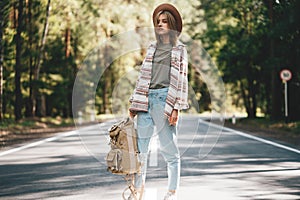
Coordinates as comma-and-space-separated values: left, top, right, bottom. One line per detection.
169, 109, 178, 126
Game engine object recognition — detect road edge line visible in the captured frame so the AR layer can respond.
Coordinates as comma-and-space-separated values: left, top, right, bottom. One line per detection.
0, 130, 79, 157
0, 123, 106, 157
199, 119, 300, 155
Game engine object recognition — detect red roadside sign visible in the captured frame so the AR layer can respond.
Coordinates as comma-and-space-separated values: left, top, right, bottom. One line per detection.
280, 69, 292, 81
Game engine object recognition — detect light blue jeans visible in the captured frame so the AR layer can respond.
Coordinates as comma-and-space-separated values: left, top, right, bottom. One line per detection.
134, 87, 180, 191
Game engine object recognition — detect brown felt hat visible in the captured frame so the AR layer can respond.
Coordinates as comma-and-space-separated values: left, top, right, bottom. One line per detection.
152, 3, 182, 35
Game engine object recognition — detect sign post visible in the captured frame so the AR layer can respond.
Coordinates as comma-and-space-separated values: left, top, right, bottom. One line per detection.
280, 69, 292, 123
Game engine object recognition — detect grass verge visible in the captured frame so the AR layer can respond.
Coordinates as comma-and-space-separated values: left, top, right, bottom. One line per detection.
231, 117, 300, 134
0, 117, 74, 133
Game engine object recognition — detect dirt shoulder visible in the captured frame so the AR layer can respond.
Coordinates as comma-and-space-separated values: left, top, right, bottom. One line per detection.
224, 121, 300, 149
0, 126, 76, 149
0, 117, 114, 149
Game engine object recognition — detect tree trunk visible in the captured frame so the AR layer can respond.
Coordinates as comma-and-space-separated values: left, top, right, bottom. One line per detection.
249, 79, 257, 118
26, 0, 34, 117
0, 0, 6, 120
15, 0, 24, 121
240, 81, 251, 118
268, 0, 282, 120
271, 69, 282, 120
31, 0, 51, 117
240, 78, 257, 119
247, 67, 257, 119
264, 72, 272, 116
36, 0, 50, 80
64, 13, 71, 117
65, 25, 71, 59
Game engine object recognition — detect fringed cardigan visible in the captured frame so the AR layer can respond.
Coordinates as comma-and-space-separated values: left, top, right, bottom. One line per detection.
129, 41, 189, 117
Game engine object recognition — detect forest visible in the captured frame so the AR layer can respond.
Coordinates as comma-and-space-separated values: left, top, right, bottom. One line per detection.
0, 0, 299, 122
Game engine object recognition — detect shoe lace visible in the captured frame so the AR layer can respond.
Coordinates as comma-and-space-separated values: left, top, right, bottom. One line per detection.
127, 192, 137, 200
127, 193, 134, 200
164, 192, 176, 200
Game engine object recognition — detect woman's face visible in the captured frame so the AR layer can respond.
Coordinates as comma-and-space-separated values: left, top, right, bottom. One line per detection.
155, 13, 170, 35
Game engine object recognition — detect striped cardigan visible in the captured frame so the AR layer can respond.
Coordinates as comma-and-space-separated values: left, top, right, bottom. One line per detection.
129, 41, 189, 117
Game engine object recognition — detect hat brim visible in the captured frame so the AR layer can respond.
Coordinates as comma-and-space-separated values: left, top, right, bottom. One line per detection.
152, 3, 182, 36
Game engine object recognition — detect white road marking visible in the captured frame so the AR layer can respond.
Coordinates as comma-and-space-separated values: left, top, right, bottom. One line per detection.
0, 130, 78, 157
144, 188, 157, 200
1, 118, 299, 158
199, 119, 300, 154
0, 124, 105, 157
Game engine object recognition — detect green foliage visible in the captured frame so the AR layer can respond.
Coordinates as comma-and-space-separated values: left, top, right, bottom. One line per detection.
235, 117, 300, 135
1, 0, 299, 121
193, 0, 299, 119
0, 117, 74, 130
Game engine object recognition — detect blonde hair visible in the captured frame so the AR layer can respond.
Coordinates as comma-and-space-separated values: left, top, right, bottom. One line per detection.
154, 11, 178, 46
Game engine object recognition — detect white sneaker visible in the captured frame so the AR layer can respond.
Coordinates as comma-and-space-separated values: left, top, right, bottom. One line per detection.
127, 190, 142, 200
163, 191, 177, 200
127, 193, 135, 200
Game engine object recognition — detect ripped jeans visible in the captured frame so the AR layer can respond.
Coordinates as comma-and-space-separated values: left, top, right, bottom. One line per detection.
134, 87, 180, 191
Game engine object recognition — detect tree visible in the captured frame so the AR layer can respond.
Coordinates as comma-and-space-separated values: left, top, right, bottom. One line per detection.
0, 0, 9, 120
196, 0, 268, 118
8, 0, 299, 120
26, 0, 51, 117
14, 0, 24, 121
194, 0, 300, 120
270, 0, 300, 121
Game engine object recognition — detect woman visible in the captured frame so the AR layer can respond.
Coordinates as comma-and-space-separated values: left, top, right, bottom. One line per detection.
129, 3, 189, 200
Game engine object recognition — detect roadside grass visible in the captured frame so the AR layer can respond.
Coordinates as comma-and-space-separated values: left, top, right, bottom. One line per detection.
0, 114, 116, 133
2, 115, 298, 134
233, 117, 300, 134
0, 117, 74, 133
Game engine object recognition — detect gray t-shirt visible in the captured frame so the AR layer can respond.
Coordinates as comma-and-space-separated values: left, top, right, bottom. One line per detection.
149, 43, 172, 89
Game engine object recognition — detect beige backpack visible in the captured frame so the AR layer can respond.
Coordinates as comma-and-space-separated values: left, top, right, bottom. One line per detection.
106, 117, 142, 200
106, 117, 140, 175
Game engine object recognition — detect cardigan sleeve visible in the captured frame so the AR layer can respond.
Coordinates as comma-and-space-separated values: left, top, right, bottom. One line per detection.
128, 47, 148, 104
128, 43, 155, 112
174, 46, 189, 110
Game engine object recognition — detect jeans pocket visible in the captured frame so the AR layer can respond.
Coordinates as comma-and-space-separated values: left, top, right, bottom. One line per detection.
157, 94, 167, 103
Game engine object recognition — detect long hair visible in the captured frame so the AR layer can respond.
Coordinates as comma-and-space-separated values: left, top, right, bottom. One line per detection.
154, 11, 178, 46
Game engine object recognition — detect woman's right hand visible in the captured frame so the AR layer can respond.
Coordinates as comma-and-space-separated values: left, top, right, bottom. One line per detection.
129, 110, 137, 118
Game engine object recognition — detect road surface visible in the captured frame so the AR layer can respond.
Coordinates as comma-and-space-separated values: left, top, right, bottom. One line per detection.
0, 116, 299, 200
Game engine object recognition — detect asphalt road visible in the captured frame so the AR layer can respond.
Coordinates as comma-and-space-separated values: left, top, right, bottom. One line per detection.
0, 116, 299, 200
